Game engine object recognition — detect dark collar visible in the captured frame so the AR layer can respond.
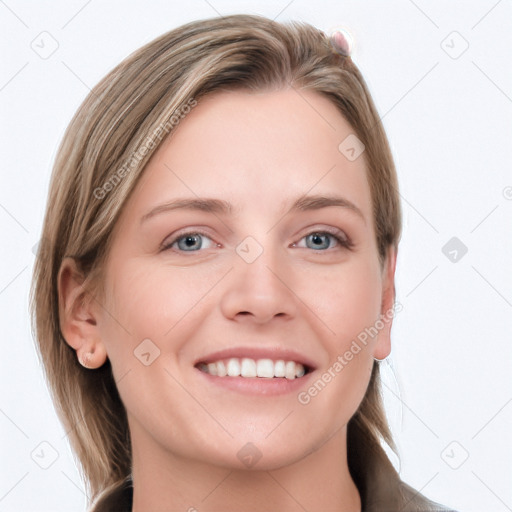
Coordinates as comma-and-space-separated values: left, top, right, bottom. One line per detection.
92, 475, 456, 512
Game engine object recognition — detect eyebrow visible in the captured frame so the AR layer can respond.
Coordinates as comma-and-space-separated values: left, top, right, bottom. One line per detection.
140, 194, 366, 225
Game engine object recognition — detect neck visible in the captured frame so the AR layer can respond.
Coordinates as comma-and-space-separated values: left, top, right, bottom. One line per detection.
130, 423, 361, 512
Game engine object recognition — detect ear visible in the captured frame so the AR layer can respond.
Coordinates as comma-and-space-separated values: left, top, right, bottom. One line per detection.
373, 246, 398, 361
57, 257, 108, 369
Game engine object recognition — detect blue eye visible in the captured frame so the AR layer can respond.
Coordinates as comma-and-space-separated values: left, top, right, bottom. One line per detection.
306, 232, 337, 250
163, 231, 216, 252
161, 229, 352, 253
295, 231, 352, 251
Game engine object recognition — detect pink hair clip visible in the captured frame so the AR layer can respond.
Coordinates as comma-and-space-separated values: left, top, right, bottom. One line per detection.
329, 28, 353, 57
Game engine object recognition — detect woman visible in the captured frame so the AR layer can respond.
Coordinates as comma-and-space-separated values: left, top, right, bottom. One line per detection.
30, 13, 457, 512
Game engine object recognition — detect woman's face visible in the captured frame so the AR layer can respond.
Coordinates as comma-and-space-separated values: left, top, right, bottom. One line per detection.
97, 88, 396, 470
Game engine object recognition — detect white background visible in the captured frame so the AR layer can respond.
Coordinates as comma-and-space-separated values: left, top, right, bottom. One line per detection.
1, 1, 511, 511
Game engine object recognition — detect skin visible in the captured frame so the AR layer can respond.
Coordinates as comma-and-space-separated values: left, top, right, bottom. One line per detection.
59, 88, 397, 511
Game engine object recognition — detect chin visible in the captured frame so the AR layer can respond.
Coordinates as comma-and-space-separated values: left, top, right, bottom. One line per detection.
202, 436, 317, 472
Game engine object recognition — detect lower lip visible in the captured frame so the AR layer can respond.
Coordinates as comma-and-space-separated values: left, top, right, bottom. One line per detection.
194, 367, 314, 396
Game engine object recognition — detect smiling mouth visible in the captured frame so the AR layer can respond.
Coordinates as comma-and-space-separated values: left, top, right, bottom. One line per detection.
195, 357, 312, 379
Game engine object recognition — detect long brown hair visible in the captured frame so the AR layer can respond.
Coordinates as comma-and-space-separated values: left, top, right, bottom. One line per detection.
29, 13, 426, 511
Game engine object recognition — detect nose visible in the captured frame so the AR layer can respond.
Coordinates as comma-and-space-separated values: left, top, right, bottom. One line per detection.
219, 245, 298, 324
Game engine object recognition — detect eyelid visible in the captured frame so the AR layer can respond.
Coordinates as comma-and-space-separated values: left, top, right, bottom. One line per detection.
301, 225, 350, 242
293, 226, 353, 249
159, 227, 219, 252
160, 225, 353, 253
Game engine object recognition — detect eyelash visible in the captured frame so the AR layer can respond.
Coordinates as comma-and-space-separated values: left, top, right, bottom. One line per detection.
160, 228, 354, 253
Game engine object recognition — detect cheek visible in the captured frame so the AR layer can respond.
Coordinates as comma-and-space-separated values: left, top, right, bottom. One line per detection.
292, 258, 381, 415
302, 258, 382, 350
98, 264, 169, 373
104, 262, 175, 327
97, 263, 202, 436
99, 260, 221, 373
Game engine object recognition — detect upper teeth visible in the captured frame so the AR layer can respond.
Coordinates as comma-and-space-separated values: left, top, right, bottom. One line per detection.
198, 358, 306, 379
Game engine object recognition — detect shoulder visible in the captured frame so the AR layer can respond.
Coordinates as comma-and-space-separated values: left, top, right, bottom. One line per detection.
88, 477, 133, 512
88, 475, 460, 512
397, 480, 459, 512
361, 474, 459, 512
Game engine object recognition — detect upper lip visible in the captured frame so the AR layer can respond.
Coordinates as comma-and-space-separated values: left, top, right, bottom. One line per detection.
194, 346, 318, 371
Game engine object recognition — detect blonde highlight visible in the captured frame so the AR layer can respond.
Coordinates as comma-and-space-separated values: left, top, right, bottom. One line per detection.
28, 13, 440, 511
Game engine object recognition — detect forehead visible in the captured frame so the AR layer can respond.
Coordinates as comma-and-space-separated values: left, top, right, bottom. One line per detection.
120, 88, 373, 227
